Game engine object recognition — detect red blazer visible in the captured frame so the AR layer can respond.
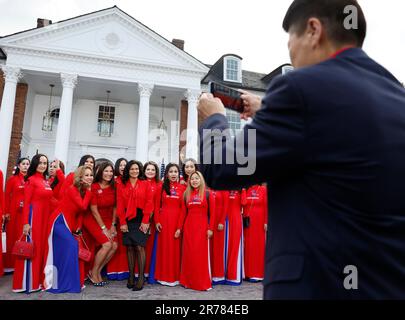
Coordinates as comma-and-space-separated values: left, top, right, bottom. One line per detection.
52, 185, 92, 232
116, 179, 154, 226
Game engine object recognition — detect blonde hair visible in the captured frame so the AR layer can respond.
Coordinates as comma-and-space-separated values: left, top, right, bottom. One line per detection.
183, 171, 206, 203
74, 165, 93, 196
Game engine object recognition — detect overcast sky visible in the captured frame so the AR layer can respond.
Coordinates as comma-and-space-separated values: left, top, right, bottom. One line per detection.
0, 0, 404, 81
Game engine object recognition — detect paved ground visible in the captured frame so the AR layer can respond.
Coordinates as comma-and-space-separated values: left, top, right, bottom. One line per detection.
0, 274, 262, 300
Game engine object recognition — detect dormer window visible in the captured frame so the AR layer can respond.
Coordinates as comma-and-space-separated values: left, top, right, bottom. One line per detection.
224, 56, 242, 83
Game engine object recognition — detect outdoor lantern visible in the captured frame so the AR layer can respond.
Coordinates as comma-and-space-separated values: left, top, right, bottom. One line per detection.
158, 95, 167, 131
42, 84, 54, 132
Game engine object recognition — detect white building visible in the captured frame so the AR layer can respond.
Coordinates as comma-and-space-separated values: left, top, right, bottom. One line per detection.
0, 6, 208, 174
0, 6, 291, 179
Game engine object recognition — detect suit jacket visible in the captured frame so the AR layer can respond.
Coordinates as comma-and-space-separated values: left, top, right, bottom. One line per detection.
199, 48, 405, 299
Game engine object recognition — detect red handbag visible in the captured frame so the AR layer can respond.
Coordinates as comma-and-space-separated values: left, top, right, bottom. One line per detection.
12, 234, 35, 259
77, 235, 91, 262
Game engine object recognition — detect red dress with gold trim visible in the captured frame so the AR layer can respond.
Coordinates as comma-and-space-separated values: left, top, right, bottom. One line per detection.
178, 189, 216, 291
153, 181, 185, 286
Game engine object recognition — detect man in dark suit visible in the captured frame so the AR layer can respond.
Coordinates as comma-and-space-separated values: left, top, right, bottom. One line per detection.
198, 0, 405, 299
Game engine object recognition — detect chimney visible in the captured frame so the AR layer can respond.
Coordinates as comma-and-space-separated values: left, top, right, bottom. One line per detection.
172, 39, 185, 50
37, 18, 52, 28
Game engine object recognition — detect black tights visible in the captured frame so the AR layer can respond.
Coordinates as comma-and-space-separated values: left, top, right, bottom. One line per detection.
127, 245, 146, 289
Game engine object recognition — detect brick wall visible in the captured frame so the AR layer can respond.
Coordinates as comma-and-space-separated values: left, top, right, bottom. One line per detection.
8, 83, 28, 178
0, 70, 28, 179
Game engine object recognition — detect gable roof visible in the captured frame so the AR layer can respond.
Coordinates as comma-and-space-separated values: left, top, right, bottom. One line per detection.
0, 6, 208, 72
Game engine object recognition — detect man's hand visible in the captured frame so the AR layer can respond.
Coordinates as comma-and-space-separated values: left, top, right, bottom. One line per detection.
239, 90, 262, 120
197, 93, 226, 123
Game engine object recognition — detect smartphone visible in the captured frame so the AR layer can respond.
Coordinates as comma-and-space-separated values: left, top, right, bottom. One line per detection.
209, 82, 244, 113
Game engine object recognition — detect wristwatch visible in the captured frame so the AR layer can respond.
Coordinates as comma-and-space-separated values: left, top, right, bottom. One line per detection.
112, 222, 117, 227
101, 225, 106, 230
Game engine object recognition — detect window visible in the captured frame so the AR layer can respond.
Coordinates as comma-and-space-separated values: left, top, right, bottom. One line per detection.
97, 105, 115, 137
224, 56, 242, 82
226, 109, 242, 137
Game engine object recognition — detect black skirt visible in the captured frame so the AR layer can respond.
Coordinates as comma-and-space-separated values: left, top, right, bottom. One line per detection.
122, 208, 150, 247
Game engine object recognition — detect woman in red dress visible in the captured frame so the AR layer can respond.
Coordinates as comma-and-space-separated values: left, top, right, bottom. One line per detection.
180, 158, 199, 185
43, 165, 93, 293
13, 154, 53, 293
48, 159, 65, 212
154, 163, 186, 286
60, 155, 95, 197
176, 171, 216, 291
3, 157, 30, 273
223, 189, 245, 285
117, 160, 154, 291
143, 161, 161, 281
59, 155, 95, 278
106, 158, 129, 281
243, 184, 268, 282
83, 161, 118, 286
209, 189, 227, 284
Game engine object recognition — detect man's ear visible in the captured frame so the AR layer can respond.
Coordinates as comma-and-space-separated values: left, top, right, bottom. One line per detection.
306, 17, 324, 48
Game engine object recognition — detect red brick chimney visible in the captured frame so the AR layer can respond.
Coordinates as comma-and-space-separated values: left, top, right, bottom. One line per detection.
37, 18, 52, 28
172, 39, 185, 50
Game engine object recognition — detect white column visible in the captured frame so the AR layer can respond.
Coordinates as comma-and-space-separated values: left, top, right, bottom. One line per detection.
184, 89, 200, 161
135, 83, 154, 163
54, 73, 77, 164
0, 66, 22, 179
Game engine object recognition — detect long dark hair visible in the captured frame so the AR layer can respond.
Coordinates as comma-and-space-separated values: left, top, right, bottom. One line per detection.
25, 154, 48, 181
94, 161, 115, 189
181, 158, 199, 182
163, 163, 180, 195
114, 158, 127, 177
78, 154, 95, 167
122, 160, 144, 185
50, 160, 65, 189
14, 157, 30, 176
144, 161, 160, 183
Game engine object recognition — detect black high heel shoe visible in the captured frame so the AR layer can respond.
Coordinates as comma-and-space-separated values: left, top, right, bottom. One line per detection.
126, 282, 134, 289
87, 273, 104, 287
132, 278, 144, 291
